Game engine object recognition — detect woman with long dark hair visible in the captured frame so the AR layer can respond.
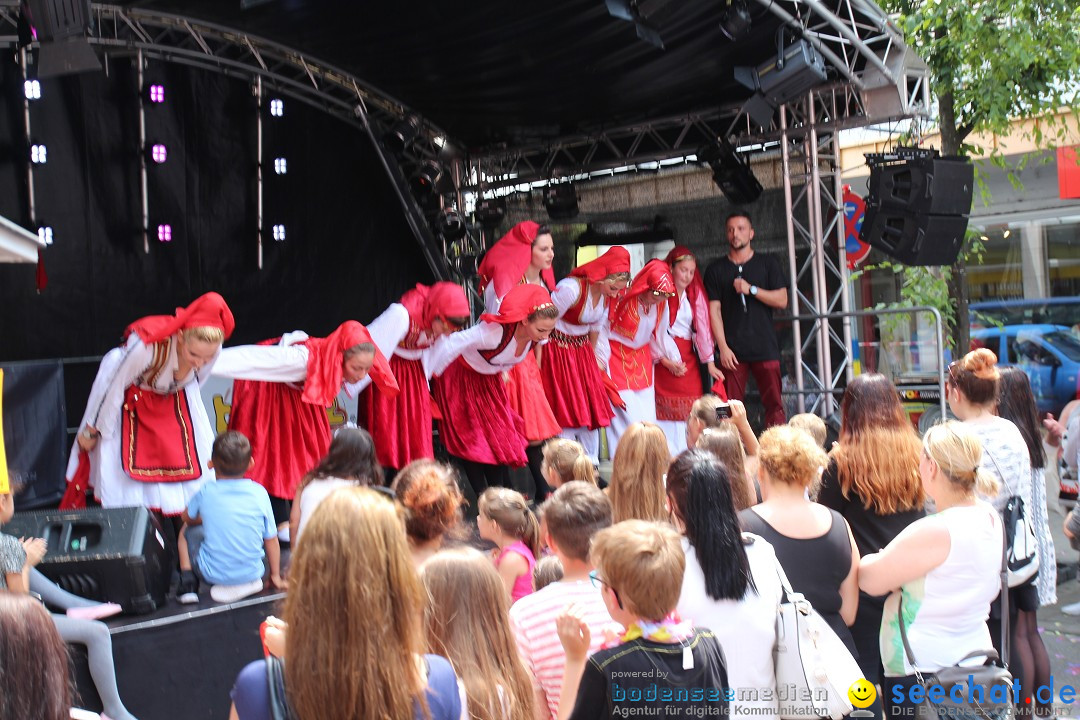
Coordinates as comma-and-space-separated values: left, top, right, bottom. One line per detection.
669, 450, 782, 719
997, 366, 1056, 716
817, 373, 925, 720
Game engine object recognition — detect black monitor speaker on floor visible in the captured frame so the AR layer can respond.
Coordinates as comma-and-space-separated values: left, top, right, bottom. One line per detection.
860, 147, 973, 266
2, 506, 173, 614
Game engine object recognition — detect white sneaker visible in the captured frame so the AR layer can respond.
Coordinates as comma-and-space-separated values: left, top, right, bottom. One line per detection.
277, 527, 290, 544
209, 579, 264, 604
1062, 601, 1080, 616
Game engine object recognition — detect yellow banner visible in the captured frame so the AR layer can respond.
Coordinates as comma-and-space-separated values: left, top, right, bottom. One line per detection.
0, 369, 8, 494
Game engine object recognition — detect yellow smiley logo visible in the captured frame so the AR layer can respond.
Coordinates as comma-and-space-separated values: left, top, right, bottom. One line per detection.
848, 679, 877, 708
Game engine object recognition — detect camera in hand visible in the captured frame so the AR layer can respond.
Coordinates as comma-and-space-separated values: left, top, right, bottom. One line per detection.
716, 403, 732, 421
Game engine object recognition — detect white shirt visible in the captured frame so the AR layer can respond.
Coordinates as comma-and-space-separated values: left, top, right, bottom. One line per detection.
669, 292, 693, 341
426, 321, 534, 377
551, 277, 607, 336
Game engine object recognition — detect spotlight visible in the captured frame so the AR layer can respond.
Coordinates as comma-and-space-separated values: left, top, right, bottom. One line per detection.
148, 84, 164, 103
150, 144, 167, 164
411, 160, 443, 195
475, 197, 507, 230
438, 208, 466, 241
31, 144, 47, 164
38, 226, 53, 245
605, 0, 669, 49
272, 224, 286, 241
719, 0, 752, 41
385, 116, 421, 153
274, 157, 287, 175
543, 184, 579, 220
24, 80, 41, 100
269, 99, 284, 117
698, 140, 763, 204
157, 224, 172, 242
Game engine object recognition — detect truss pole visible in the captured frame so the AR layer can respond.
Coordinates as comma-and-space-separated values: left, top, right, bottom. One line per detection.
780, 105, 806, 414
20, 48, 35, 230
254, 74, 263, 270
137, 49, 148, 254
832, 92, 856, 383
807, 94, 834, 416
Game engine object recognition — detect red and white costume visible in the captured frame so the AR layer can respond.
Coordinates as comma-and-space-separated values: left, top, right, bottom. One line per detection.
543, 247, 631, 463
211, 321, 398, 501
478, 221, 562, 444
63, 292, 235, 516
656, 246, 716, 454
604, 260, 681, 455
427, 284, 555, 468
356, 282, 470, 470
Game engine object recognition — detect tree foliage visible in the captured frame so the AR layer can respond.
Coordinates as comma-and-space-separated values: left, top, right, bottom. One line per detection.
874, 0, 1080, 353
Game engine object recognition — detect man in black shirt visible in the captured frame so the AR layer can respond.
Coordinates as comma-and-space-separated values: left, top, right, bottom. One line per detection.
703, 210, 788, 427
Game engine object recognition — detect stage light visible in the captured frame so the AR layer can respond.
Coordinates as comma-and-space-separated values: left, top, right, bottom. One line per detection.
157, 224, 172, 242
274, 157, 287, 175
38, 226, 53, 245
151, 144, 167, 163
269, 99, 284, 117
272, 224, 286, 241
24, 80, 41, 100
386, 116, 421, 153
411, 160, 443, 195
719, 0, 752, 41
476, 197, 507, 230
438, 208, 466, 241
31, 144, 47, 164
148, 84, 164, 103
543, 184, 579, 220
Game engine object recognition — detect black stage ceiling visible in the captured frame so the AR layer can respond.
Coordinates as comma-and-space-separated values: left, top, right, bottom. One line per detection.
112, 0, 809, 150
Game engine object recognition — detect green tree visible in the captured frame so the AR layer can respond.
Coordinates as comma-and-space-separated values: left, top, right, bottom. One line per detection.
879, 0, 1080, 351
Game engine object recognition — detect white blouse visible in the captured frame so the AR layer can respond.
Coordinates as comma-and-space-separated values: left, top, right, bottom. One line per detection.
426, 321, 535, 377
669, 292, 693, 341
551, 277, 608, 336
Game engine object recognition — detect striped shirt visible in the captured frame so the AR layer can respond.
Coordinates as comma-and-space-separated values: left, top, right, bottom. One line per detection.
509, 579, 616, 720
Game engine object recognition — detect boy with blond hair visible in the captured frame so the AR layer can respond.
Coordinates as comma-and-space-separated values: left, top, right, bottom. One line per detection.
556, 520, 729, 719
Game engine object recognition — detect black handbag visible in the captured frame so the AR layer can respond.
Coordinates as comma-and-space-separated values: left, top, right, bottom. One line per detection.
895, 520, 1014, 720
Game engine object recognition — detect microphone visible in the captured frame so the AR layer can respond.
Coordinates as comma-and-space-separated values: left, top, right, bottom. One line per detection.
738, 265, 747, 312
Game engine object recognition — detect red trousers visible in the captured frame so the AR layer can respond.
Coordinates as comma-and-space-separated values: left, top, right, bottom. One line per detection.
723, 359, 786, 428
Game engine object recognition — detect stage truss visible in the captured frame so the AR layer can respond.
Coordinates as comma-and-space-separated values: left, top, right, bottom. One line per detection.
0, 0, 932, 414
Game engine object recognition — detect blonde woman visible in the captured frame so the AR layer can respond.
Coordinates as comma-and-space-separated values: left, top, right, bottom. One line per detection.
740, 425, 860, 653
607, 421, 670, 523
420, 548, 536, 720
229, 487, 462, 720
695, 425, 756, 511
860, 422, 1003, 717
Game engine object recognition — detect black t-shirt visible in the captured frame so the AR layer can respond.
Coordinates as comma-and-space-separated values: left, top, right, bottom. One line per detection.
703, 253, 786, 363
567, 629, 729, 720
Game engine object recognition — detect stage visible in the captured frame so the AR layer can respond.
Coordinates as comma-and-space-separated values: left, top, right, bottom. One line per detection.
74, 587, 284, 720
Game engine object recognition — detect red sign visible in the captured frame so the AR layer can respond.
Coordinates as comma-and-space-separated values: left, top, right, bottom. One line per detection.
1059, 146, 1080, 200
842, 188, 870, 269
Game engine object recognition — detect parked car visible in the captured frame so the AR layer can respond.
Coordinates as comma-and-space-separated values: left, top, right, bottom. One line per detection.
971, 324, 1080, 418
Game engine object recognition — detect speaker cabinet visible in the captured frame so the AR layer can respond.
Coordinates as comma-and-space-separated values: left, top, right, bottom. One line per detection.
3, 506, 173, 614
866, 157, 974, 215
859, 205, 969, 266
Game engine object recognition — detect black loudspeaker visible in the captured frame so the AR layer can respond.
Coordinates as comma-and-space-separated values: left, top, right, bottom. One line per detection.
544, 184, 579, 220
25, 0, 101, 77
867, 156, 974, 215
860, 204, 969, 266
3, 506, 173, 614
700, 140, 763, 204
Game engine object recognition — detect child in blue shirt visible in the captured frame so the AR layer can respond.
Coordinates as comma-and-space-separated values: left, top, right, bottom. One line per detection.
176, 431, 284, 604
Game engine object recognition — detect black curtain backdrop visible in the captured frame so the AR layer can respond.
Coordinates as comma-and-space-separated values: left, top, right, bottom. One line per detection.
0, 56, 434, 363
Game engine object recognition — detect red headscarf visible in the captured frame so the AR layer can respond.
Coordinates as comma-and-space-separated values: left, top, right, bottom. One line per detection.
570, 246, 632, 282
663, 246, 707, 327
479, 284, 554, 325
399, 282, 471, 330
302, 321, 399, 406
477, 221, 556, 299
609, 260, 676, 340
125, 292, 235, 344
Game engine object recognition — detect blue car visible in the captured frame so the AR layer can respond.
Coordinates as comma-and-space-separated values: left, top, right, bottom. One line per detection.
971, 324, 1080, 417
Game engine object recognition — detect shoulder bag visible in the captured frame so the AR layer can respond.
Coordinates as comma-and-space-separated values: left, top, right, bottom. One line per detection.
772, 560, 863, 720
983, 447, 1039, 588
895, 515, 1014, 720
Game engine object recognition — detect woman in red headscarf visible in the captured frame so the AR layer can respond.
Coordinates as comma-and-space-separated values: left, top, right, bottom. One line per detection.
64, 292, 236, 516
427, 284, 559, 498
210, 321, 399, 531
477, 221, 562, 499
604, 259, 682, 455
542, 246, 632, 465
655, 246, 724, 454
356, 282, 471, 473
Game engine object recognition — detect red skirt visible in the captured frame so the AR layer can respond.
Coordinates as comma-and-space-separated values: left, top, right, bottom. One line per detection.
655, 337, 703, 421
432, 358, 528, 466
505, 353, 561, 442
609, 341, 654, 392
358, 354, 432, 469
121, 385, 202, 482
541, 332, 614, 430
228, 379, 331, 499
